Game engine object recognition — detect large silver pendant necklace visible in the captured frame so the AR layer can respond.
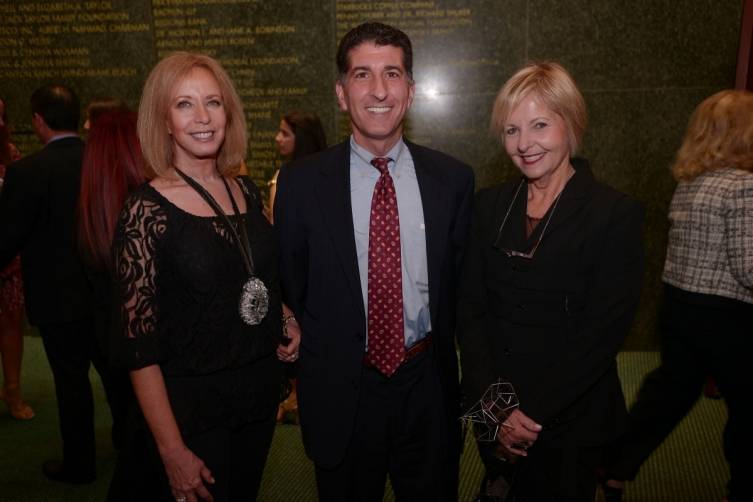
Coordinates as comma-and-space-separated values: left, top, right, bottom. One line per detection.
174, 167, 269, 326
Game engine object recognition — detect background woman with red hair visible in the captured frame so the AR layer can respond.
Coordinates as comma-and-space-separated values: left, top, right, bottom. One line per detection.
77, 108, 151, 459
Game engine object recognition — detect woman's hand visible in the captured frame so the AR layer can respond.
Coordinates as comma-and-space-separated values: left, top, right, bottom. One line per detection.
129, 366, 213, 501
496, 408, 542, 460
160, 444, 215, 502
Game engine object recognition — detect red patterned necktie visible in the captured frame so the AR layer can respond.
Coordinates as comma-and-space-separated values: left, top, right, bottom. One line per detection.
366, 156, 405, 377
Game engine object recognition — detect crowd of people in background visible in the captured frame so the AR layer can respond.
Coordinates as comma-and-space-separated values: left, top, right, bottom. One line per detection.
0, 20, 750, 502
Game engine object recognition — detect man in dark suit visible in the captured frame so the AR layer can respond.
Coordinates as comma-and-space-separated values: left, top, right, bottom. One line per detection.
275, 22, 474, 501
0, 84, 105, 483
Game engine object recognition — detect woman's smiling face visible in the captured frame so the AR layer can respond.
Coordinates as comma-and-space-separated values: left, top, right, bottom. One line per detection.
503, 92, 571, 184
167, 67, 227, 166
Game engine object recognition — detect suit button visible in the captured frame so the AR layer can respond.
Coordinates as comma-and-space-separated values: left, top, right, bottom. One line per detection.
503, 348, 511, 357
516, 303, 525, 310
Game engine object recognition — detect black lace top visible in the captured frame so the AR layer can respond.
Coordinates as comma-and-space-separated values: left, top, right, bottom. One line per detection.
112, 177, 282, 434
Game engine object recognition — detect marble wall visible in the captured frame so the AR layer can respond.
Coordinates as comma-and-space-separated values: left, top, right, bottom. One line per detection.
0, 0, 744, 347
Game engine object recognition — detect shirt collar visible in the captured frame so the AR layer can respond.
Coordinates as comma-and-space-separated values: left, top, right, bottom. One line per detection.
46, 132, 79, 144
350, 135, 406, 170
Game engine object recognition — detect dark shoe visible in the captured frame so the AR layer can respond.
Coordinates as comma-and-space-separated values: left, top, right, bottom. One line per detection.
601, 484, 624, 502
596, 479, 624, 502
595, 468, 624, 502
42, 460, 96, 484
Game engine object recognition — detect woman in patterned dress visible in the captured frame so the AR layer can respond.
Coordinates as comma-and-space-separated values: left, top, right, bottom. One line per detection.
0, 96, 34, 420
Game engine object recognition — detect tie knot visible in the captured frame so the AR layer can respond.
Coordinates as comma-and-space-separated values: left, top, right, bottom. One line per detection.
370, 157, 391, 175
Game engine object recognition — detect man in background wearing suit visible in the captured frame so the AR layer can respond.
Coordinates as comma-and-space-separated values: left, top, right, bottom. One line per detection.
0, 84, 105, 483
275, 22, 474, 501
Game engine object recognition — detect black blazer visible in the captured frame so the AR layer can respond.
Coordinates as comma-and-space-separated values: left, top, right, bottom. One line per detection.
0, 137, 92, 325
275, 139, 474, 468
457, 159, 644, 444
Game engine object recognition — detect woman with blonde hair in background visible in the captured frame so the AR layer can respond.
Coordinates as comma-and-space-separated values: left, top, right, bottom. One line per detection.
602, 90, 753, 502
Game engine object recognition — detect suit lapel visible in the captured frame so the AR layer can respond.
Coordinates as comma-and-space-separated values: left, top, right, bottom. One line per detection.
544, 158, 596, 236
407, 141, 450, 329
314, 142, 366, 320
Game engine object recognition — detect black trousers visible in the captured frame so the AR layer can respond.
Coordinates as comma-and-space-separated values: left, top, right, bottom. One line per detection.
608, 285, 752, 502
477, 428, 602, 502
38, 318, 118, 475
92, 300, 134, 449
315, 350, 458, 502
109, 413, 276, 502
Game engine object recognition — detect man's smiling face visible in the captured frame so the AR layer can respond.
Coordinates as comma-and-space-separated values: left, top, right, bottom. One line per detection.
335, 42, 415, 155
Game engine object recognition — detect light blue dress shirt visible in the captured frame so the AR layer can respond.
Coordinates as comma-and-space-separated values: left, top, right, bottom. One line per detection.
349, 136, 431, 349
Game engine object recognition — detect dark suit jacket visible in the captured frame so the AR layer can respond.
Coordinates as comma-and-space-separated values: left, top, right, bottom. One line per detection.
457, 159, 644, 445
275, 139, 474, 468
0, 136, 92, 325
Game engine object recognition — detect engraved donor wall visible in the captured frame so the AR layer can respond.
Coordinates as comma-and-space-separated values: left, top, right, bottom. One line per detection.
0, 0, 743, 347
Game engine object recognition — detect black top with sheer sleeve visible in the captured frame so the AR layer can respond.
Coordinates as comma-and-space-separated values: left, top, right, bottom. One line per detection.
112, 177, 282, 435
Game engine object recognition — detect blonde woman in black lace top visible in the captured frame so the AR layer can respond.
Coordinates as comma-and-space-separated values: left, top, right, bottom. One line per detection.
112, 52, 298, 502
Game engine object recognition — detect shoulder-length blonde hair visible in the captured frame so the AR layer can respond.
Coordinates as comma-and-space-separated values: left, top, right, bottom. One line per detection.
490, 62, 586, 154
671, 90, 753, 181
138, 52, 247, 177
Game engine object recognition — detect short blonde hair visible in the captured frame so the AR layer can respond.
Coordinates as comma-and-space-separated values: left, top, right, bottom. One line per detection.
671, 90, 753, 181
138, 52, 247, 177
490, 62, 586, 154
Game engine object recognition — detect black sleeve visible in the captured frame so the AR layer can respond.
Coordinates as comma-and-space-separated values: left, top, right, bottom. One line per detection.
452, 165, 475, 275
456, 189, 498, 408
111, 189, 168, 369
274, 165, 308, 317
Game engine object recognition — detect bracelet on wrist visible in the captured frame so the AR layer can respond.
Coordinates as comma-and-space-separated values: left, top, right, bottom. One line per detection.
282, 314, 296, 329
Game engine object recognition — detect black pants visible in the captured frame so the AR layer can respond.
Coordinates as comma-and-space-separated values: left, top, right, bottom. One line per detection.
109, 413, 276, 502
92, 300, 134, 449
38, 318, 118, 475
608, 285, 752, 502
315, 350, 458, 502
477, 429, 602, 502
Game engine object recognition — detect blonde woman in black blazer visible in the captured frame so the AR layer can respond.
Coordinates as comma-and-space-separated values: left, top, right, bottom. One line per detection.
457, 62, 644, 501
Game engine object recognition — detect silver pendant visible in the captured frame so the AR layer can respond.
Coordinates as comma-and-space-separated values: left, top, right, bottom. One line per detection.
239, 276, 269, 326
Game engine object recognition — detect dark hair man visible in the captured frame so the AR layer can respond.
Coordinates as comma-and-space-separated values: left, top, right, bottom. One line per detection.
275, 22, 474, 501
0, 84, 117, 484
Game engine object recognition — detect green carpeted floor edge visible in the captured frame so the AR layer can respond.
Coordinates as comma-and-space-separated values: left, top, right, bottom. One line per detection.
0, 340, 728, 501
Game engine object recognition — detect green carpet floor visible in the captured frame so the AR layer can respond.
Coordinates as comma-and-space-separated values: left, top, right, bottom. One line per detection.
0, 339, 728, 501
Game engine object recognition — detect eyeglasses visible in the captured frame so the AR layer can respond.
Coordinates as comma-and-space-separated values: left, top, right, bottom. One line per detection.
492, 179, 564, 260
